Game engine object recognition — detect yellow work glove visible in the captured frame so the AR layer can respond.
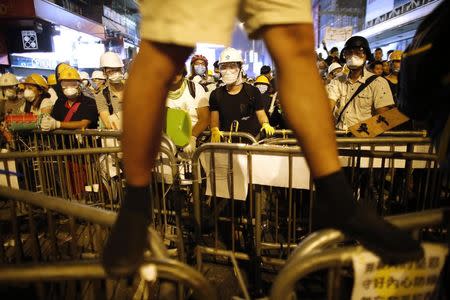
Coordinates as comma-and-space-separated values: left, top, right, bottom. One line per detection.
261, 122, 275, 137
211, 127, 223, 143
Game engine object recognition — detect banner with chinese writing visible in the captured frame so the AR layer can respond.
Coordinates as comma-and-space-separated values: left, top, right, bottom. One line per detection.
352, 243, 448, 300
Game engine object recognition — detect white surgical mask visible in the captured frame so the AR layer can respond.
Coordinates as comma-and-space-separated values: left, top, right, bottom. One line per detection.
63, 87, 80, 98
256, 85, 268, 94
4, 89, 17, 100
346, 56, 365, 69
213, 73, 220, 80
108, 72, 124, 83
392, 67, 400, 73
24, 89, 36, 102
220, 69, 241, 85
194, 65, 206, 76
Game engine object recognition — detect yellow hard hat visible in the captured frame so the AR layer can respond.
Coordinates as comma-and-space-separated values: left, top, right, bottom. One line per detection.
24, 74, 49, 90
47, 74, 57, 85
389, 50, 403, 61
59, 66, 81, 81
255, 75, 270, 85
207, 69, 213, 76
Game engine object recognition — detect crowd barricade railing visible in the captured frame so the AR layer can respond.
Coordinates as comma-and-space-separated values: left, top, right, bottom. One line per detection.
270, 208, 449, 300
257, 129, 428, 145
1, 129, 187, 261
0, 187, 217, 300
190, 139, 447, 273
200, 131, 258, 145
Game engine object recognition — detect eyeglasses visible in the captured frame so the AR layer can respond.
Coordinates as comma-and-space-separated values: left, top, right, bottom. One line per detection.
219, 62, 240, 71
343, 47, 366, 58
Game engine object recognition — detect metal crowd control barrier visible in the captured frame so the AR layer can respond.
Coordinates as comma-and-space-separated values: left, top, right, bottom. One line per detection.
191, 139, 447, 273
200, 131, 258, 145
257, 130, 428, 144
270, 208, 449, 300
0, 187, 216, 300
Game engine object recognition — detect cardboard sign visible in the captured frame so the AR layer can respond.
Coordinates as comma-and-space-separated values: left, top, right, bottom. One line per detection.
352, 243, 448, 300
349, 108, 410, 138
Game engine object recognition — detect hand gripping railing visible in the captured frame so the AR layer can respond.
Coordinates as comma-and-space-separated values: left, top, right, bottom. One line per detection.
0, 187, 217, 300
270, 208, 449, 300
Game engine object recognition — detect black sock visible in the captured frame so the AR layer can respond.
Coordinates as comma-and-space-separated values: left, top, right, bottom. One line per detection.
102, 185, 152, 276
314, 170, 423, 264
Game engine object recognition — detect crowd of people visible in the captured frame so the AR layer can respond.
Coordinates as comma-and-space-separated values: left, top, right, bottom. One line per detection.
0, 35, 409, 151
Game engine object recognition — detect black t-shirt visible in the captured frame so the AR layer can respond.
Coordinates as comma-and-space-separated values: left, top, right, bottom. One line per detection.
209, 83, 264, 136
51, 95, 99, 129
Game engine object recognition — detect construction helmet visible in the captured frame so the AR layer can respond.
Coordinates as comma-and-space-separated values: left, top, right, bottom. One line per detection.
91, 70, 106, 80
388, 50, 403, 61
59, 66, 81, 81
219, 47, 244, 65
328, 62, 343, 74
56, 63, 71, 76
79, 71, 90, 80
0, 73, 19, 87
100, 52, 124, 68
24, 74, 49, 90
47, 74, 57, 85
341, 36, 372, 60
255, 75, 270, 85
191, 54, 208, 66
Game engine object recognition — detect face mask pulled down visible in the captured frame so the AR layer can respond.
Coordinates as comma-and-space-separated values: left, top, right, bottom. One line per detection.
346, 56, 365, 69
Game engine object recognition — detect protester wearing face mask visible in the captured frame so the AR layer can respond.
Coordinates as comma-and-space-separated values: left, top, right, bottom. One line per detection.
326, 62, 343, 84
327, 36, 394, 130
188, 54, 213, 91
0, 73, 25, 117
209, 47, 275, 140
254, 75, 272, 115
166, 66, 210, 155
41, 66, 98, 131
95, 52, 125, 130
385, 50, 403, 102
91, 70, 107, 93
20, 74, 52, 115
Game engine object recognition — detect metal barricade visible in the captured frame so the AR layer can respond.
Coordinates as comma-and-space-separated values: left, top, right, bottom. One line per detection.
191, 139, 447, 273
0, 187, 216, 300
270, 208, 449, 300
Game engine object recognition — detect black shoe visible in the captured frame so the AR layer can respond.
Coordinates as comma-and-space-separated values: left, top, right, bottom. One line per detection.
102, 185, 152, 277
314, 170, 424, 265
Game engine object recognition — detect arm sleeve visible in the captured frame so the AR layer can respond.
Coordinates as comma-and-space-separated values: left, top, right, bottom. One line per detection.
209, 90, 219, 111
373, 78, 395, 109
326, 79, 340, 101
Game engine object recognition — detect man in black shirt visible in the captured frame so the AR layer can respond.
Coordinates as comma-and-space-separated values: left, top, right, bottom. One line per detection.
209, 48, 274, 140
41, 66, 98, 131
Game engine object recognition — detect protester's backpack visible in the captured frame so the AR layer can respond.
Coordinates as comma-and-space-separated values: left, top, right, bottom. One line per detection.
397, 0, 450, 164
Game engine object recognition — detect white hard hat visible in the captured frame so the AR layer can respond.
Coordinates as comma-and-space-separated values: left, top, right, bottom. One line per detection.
219, 47, 244, 64
91, 70, 106, 80
79, 71, 90, 80
0, 73, 19, 87
100, 51, 124, 68
328, 62, 342, 74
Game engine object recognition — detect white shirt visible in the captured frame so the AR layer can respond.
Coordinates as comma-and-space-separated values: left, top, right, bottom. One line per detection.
327, 70, 394, 129
166, 80, 209, 126
20, 98, 54, 115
